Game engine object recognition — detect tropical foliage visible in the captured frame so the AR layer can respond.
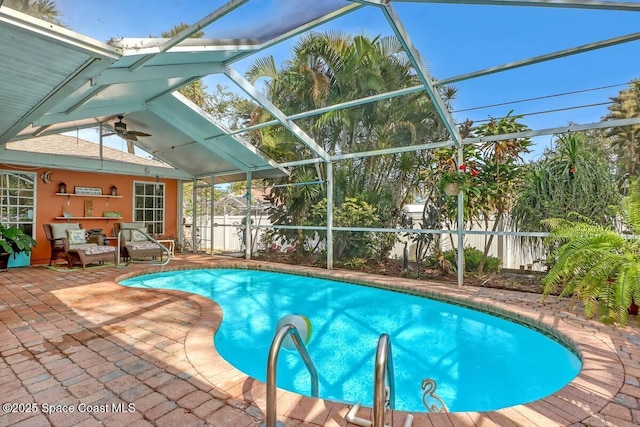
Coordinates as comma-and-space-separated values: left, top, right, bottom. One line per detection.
248, 31, 452, 259
432, 112, 531, 272
0, 223, 37, 256
541, 180, 640, 325
441, 247, 501, 274
307, 197, 381, 259
604, 80, 640, 181
512, 132, 619, 232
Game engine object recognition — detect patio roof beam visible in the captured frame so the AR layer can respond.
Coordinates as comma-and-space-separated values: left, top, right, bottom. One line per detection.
225, 85, 426, 137
0, 147, 193, 180
34, 102, 148, 128
0, 58, 112, 144
148, 101, 252, 172
128, 0, 249, 71
0, 7, 121, 59
225, 66, 331, 162
164, 92, 287, 175
94, 63, 225, 86
437, 31, 640, 86
400, 0, 640, 13
146, 77, 202, 104
368, 1, 464, 147
277, 158, 325, 168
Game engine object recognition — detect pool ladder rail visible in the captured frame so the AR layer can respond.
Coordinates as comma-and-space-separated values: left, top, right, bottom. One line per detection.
115, 229, 171, 268
262, 328, 412, 427
262, 323, 319, 427
345, 333, 413, 427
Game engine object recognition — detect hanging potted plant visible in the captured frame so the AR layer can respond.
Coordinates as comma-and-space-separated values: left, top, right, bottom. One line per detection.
438, 164, 478, 196
0, 224, 37, 270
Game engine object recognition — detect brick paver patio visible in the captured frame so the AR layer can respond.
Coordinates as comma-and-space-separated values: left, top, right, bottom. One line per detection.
1, 254, 638, 426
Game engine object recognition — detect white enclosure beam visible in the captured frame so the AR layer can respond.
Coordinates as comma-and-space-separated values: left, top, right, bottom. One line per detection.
225, 67, 331, 162
326, 162, 334, 270
226, 85, 426, 137
461, 117, 640, 146
245, 171, 252, 260
456, 145, 464, 286
228, 3, 364, 64
276, 116, 640, 169
398, 0, 640, 12
376, 1, 464, 146
437, 32, 640, 86
129, 0, 249, 71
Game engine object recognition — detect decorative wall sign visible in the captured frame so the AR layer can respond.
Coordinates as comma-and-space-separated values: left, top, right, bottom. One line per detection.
75, 186, 103, 195
84, 200, 94, 217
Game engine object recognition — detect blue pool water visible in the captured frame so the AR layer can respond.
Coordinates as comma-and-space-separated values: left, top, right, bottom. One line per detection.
121, 269, 581, 412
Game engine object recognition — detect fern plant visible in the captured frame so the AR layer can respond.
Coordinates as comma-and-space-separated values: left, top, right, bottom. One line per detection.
542, 181, 640, 325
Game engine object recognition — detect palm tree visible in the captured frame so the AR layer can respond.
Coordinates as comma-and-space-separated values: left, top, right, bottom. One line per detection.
542, 180, 640, 326
604, 81, 640, 179
246, 31, 451, 259
470, 112, 531, 273
5, 0, 64, 26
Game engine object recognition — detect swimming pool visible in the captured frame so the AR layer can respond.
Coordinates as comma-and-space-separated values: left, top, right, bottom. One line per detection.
121, 268, 581, 413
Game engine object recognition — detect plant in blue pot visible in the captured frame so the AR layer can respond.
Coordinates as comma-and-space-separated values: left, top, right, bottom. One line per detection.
0, 224, 37, 270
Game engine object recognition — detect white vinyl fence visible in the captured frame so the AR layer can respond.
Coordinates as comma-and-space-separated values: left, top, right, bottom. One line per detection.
183, 210, 547, 271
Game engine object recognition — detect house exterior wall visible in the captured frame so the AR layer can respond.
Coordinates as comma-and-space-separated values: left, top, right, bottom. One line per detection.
30, 167, 178, 265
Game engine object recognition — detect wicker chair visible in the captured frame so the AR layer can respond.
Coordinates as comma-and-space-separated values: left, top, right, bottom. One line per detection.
43, 223, 115, 268
43, 223, 73, 265
113, 222, 165, 261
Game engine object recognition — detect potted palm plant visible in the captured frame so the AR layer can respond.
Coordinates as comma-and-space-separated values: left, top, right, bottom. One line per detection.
541, 180, 640, 325
0, 223, 37, 270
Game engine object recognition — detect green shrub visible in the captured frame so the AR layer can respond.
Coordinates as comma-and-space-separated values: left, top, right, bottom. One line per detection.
442, 247, 501, 273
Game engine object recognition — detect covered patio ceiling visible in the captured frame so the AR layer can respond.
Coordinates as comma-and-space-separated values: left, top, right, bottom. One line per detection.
1, 0, 640, 182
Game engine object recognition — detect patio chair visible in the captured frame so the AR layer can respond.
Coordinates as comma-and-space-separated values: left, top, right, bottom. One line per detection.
113, 222, 165, 261
43, 223, 115, 268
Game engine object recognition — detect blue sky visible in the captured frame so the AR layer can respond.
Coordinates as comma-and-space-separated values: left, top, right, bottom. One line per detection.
53, 0, 640, 159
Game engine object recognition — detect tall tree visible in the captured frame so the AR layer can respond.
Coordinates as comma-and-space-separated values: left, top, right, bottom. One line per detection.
604, 80, 640, 180
467, 112, 531, 273
246, 31, 451, 259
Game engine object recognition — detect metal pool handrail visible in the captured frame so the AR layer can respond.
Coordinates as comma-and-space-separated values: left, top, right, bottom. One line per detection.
373, 333, 395, 427
116, 229, 171, 268
263, 323, 318, 427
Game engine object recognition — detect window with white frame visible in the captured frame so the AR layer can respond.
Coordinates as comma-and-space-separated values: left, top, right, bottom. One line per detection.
133, 181, 165, 235
0, 171, 35, 237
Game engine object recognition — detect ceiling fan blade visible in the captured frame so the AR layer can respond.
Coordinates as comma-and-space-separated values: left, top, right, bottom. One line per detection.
127, 131, 151, 137
125, 134, 138, 141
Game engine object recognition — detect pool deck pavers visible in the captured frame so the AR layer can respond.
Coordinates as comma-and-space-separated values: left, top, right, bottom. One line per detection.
0, 254, 638, 426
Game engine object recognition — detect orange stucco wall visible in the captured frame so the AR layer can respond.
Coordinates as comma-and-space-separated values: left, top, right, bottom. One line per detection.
31, 167, 178, 265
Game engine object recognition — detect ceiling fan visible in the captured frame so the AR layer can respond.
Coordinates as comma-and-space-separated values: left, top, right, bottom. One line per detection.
105, 115, 151, 141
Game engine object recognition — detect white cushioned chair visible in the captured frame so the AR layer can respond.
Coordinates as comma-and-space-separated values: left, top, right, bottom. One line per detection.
43, 223, 115, 268
113, 222, 165, 261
